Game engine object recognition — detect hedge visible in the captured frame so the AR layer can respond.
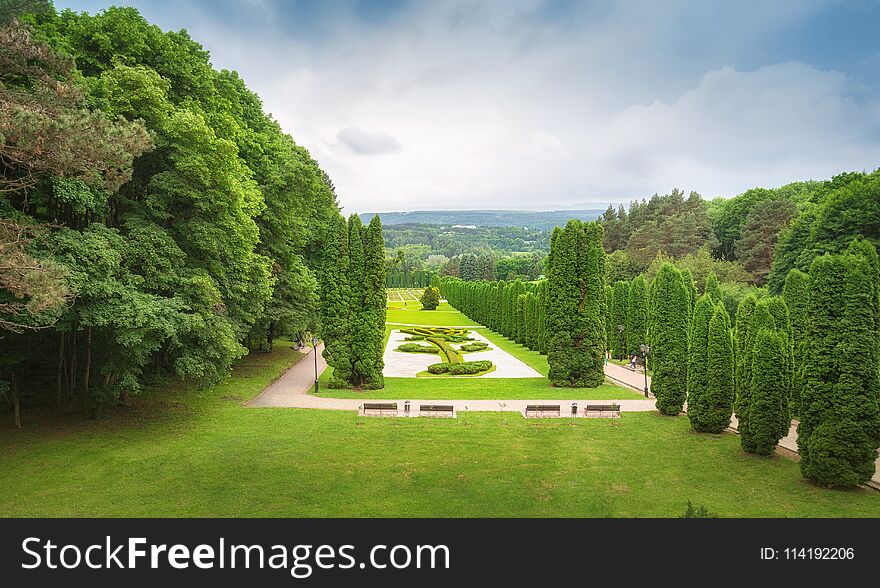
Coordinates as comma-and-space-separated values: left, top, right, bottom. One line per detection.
395, 343, 439, 354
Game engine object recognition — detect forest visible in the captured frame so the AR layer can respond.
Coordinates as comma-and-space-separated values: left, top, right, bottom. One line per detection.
0, 2, 340, 418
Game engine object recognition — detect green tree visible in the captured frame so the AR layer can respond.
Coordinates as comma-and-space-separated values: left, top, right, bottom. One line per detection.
546, 220, 606, 387
318, 215, 352, 388
650, 263, 689, 415
686, 294, 715, 430
699, 305, 735, 433
704, 272, 721, 303
420, 286, 440, 310
782, 269, 809, 416
611, 280, 630, 359
737, 300, 776, 453
798, 243, 880, 486
749, 328, 790, 455
734, 198, 797, 285
626, 275, 648, 354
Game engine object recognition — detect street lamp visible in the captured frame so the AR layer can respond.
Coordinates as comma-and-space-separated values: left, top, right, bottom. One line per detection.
617, 324, 626, 360
312, 335, 319, 394
639, 343, 651, 398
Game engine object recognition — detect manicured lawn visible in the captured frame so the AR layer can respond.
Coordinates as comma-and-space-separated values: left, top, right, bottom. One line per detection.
316, 367, 640, 399
1, 342, 878, 517
386, 302, 479, 326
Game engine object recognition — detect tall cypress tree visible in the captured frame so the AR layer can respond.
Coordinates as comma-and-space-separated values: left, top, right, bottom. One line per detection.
698, 305, 735, 433
749, 328, 789, 455
611, 280, 630, 359
318, 214, 352, 388
798, 243, 880, 486
681, 268, 697, 319
358, 215, 386, 389
783, 269, 810, 416
686, 294, 715, 431
737, 300, 776, 453
605, 284, 614, 355
626, 275, 649, 355
651, 263, 689, 415
734, 294, 757, 438
346, 215, 366, 386
546, 220, 606, 387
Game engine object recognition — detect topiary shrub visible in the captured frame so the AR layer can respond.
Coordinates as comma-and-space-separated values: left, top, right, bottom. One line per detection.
420, 286, 441, 310
404, 335, 425, 341
427, 363, 450, 374
395, 343, 439, 354
448, 360, 493, 375
460, 342, 489, 352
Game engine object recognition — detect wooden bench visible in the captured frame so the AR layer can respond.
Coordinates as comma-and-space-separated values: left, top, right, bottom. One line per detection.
525, 404, 561, 418
419, 404, 455, 417
361, 402, 398, 416
584, 403, 621, 418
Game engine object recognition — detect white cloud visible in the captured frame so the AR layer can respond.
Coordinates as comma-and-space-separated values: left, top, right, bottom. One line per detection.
337, 126, 402, 155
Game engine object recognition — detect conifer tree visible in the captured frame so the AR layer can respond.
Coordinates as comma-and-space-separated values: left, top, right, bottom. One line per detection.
704, 272, 721, 303
650, 263, 689, 414
318, 214, 352, 388
798, 242, 880, 486
626, 275, 649, 355
700, 305, 735, 433
783, 269, 810, 416
358, 215, 387, 389
686, 294, 715, 430
749, 328, 789, 455
605, 284, 614, 354
737, 299, 776, 452
611, 280, 630, 359
546, 220, 606, 387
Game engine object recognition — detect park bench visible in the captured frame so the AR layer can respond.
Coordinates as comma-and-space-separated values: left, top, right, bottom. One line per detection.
361, 402, 398, 416
584, 403, 621, 418
419, 404, 455, 418
525, 404, 561, 418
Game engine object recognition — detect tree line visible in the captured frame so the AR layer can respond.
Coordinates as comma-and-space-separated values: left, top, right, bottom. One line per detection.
0, 4, 339, 420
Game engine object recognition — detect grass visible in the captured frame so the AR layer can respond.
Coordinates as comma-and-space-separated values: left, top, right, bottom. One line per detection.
1, 341, 878, 517
386, 301, 480, 327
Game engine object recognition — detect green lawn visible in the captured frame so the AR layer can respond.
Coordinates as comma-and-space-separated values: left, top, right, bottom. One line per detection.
1, 342, 878, 517
386, 302, 479, 326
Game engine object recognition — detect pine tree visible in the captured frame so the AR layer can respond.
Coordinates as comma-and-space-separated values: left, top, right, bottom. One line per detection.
798, 242, 880, 486
546, 220, 606, 387
749, 328, 789, 455
783, 269, 810, 416
686, 294, 715, 431
699, 305, 734, 433
612, 280, 630, 359
626, 275, 649, 355
651, 263, 689, 415
318, 214, 352, 388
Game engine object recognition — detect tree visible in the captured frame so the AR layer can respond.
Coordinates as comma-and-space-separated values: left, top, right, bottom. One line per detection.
733, 295, 756, 442
704, 272, 721, 303
355, 215, 386, 389
734, 199, 797, 285
686, 294, 715, 431
782, 269, 809, 416
611, 280, 629, 359
318, 215, 351, 388
798, 243, 880, 486
420, 286, 440, 310
650, 263, 689, 415
736, 300, 776, 453
699, 305, 735, 433
748, 328, 790, 455
626, 275, 648, 355
546, 220, 606, 387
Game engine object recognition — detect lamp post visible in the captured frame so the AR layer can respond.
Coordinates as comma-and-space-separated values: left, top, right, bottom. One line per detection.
617, 324, 625, 360
639, 343, 650, 398
312, 335, 319, 394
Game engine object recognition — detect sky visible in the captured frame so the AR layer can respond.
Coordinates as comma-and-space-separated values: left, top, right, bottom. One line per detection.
56, 0, 880, 213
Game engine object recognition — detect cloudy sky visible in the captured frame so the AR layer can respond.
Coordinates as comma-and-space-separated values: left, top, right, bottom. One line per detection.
58, 0, 880, 213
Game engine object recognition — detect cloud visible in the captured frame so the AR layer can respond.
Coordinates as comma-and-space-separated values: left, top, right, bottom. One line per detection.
57, 0, 880, 212
337, 126, 403, 155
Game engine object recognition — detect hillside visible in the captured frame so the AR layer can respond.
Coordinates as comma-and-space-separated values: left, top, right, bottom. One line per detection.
360, 209, 604, 229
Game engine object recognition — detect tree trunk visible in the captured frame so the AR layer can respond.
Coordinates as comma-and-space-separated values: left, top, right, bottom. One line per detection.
56, 331, 65, 409
69, 329, 77, 402
11, 370, 20, 429
83, 327, 92, 417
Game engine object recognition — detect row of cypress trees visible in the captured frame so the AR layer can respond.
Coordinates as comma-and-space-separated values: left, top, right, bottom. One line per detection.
317, 214, 387, 389
440, 277, 548, 355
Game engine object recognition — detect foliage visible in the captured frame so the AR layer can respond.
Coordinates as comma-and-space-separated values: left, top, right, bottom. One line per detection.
649, 263, 689, 415
699, 305, 735, 433
625, 275, 648, 353
734, 199, 798, 285
749, 328, 790, 455
546, 220, 606, 387
420, 286, 440, 310
395, 343, 439, 354
686, 294, 714, 431
782, 269, 809, 416
611, 280, 629, 359
798, 242, 880, 486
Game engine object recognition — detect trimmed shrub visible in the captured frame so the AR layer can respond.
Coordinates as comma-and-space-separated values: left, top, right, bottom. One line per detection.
700, 305, 734, 433
395, 343, 439, 354
404, 335, 425, 341
460, 342, 489, 352
650, 263, 690, 415
427, 363, 450, 374
749, 328, 790, 456
448, 360, 493, 375
420, 286, 440, 310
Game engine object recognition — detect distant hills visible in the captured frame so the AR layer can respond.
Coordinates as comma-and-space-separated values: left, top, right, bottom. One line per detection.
359, 209, 604, 230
